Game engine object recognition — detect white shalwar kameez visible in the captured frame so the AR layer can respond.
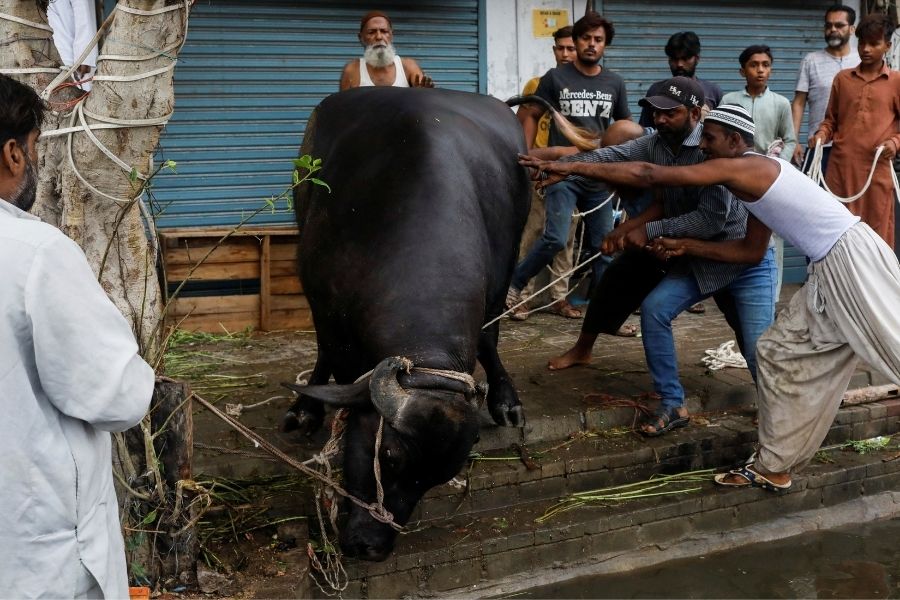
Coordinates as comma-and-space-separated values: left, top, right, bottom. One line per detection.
47, 0, 98, 91
0, 198, 154, 598
744, 157, 900, 474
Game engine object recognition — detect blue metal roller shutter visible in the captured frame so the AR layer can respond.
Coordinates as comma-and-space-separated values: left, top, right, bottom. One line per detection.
128, 1, 482, 229
596, 0, 834, 283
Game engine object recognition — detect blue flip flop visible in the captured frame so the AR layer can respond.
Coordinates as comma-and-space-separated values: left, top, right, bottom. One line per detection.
714, 464, 791, 492
639, 408, 689, 437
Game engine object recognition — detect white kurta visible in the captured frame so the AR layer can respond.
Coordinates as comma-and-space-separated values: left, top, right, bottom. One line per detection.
0, 198, 154, 599
47, 0, 98, 91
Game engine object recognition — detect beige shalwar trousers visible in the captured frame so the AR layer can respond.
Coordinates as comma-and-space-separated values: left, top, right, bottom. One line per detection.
755, 222, 900, 474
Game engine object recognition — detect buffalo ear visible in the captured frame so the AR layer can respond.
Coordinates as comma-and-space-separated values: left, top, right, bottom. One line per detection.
281, 379, 371, 407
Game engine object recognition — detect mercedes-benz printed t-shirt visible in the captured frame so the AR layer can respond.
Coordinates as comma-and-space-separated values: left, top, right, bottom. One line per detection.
534, 62, 631, 147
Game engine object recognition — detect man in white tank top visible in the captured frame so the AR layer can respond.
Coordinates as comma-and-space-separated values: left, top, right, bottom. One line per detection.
339, 11, 433, 91
520, 104, 900, 492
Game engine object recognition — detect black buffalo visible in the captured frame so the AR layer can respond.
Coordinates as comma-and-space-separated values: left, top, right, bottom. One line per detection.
283, 87, 531, 560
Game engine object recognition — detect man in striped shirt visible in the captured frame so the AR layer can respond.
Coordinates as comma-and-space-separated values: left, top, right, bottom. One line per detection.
537, 78, 776, 437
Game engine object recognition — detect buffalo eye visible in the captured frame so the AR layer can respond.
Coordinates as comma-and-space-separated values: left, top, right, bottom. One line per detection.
382, 446, 404, 471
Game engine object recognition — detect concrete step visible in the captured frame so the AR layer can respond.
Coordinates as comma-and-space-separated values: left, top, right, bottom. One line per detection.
328, 439, 900, 599
407, 394, 900, 524
304, 397, 900, 598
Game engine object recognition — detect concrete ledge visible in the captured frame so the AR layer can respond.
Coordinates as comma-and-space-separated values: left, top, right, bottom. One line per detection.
333, 451, 900, 599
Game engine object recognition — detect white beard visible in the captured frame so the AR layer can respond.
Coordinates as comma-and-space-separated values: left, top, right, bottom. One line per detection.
364, 43, 396, 68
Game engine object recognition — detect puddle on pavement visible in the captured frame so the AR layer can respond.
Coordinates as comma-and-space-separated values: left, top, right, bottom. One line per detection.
520, 517, 900, 599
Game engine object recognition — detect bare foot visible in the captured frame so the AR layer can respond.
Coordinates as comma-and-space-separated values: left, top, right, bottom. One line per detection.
548, 347, 592, 370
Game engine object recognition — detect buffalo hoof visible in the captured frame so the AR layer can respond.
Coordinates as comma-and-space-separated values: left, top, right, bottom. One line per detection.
280, 409, 323, 437
488, 402, 525, 428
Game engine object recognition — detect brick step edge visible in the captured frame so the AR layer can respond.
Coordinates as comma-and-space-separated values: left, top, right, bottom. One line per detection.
328, 454, 900, 599
410, 400, 900, 523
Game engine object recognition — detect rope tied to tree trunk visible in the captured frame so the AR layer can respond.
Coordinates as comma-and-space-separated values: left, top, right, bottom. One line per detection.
0, 11, 53, 31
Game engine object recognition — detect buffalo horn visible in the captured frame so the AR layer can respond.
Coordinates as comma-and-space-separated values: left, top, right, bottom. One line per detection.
369, 356, 414, 430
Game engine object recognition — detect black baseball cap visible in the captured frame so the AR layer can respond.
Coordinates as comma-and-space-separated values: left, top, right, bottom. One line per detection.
638, 76, 704, 111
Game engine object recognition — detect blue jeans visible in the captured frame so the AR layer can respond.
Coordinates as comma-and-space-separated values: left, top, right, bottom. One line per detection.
511, 179, 614, 292
641, 247, 777, 413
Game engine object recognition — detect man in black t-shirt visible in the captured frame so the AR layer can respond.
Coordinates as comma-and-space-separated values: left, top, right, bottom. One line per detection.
510, 12, 631, 309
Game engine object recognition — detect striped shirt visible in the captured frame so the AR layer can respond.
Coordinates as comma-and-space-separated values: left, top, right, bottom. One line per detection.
562, 124, 751, 294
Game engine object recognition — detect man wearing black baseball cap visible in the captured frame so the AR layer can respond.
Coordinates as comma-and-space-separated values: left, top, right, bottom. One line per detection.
523, 78, 776, 439
638, 75, 704, 113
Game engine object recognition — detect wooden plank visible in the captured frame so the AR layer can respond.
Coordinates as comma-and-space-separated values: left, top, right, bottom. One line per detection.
170, 312, 260, 334
270, 275, 302, 295
260, 236, 272, 331
165, 240, 261, 265
270, 242, 299, 262
271, 294, 309, 311
271, 260, 299, 277
267, 308, 314, 331
166, 261, 260, 282
160, 226, 298, 239
169, 295, 259, 316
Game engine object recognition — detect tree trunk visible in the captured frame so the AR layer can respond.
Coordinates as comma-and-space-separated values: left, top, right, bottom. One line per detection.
0, 2, 77, 226
2, 0, 190, 356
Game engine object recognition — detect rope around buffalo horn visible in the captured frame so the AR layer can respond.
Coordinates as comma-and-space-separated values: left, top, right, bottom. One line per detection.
193, 393, 403, 531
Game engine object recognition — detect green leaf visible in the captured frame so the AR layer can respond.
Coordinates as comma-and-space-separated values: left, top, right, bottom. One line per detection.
310, 178, 330, 192
129, 167, 139, 183
140, 509, 158, 525
164, 160, 177, 173
293, 155, 313, 170
292, 170, 300, 185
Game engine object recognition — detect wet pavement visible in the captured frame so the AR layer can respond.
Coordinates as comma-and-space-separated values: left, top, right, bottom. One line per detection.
521, 516, 900, 599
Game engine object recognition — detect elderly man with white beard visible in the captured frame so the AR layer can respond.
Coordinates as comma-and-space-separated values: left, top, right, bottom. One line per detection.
340, 11, 434, 90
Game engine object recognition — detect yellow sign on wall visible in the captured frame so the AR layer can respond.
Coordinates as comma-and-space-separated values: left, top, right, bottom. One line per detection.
532, 9, 569, 38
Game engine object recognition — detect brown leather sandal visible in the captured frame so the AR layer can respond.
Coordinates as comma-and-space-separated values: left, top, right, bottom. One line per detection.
547, 300, 583, 319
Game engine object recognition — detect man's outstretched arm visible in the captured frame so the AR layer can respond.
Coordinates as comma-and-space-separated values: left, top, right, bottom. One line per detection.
519, 154, 735, 190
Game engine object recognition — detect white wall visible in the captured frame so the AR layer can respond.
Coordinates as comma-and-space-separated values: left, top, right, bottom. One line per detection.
487, 0, 580, 101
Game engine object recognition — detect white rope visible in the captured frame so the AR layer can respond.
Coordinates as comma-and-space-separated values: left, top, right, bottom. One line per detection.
0, 12, 53, 31
806, 139, 896, 204
486, 248, 603, 328
93, 61, 176, 83
0, 67, 64, 75
487, 190, 619, 326
702, 340, 748, 371
98, 40, 182, 63
116, 3, 188, 16
40, 109, 171, 139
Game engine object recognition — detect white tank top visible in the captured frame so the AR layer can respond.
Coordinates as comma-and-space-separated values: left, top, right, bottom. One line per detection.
358, 55, 409, 87
746, 155, 859, 262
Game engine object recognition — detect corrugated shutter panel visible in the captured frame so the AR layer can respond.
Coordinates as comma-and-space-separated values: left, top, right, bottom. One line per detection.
597, 0, 833, 283
147, 1, 481, 229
